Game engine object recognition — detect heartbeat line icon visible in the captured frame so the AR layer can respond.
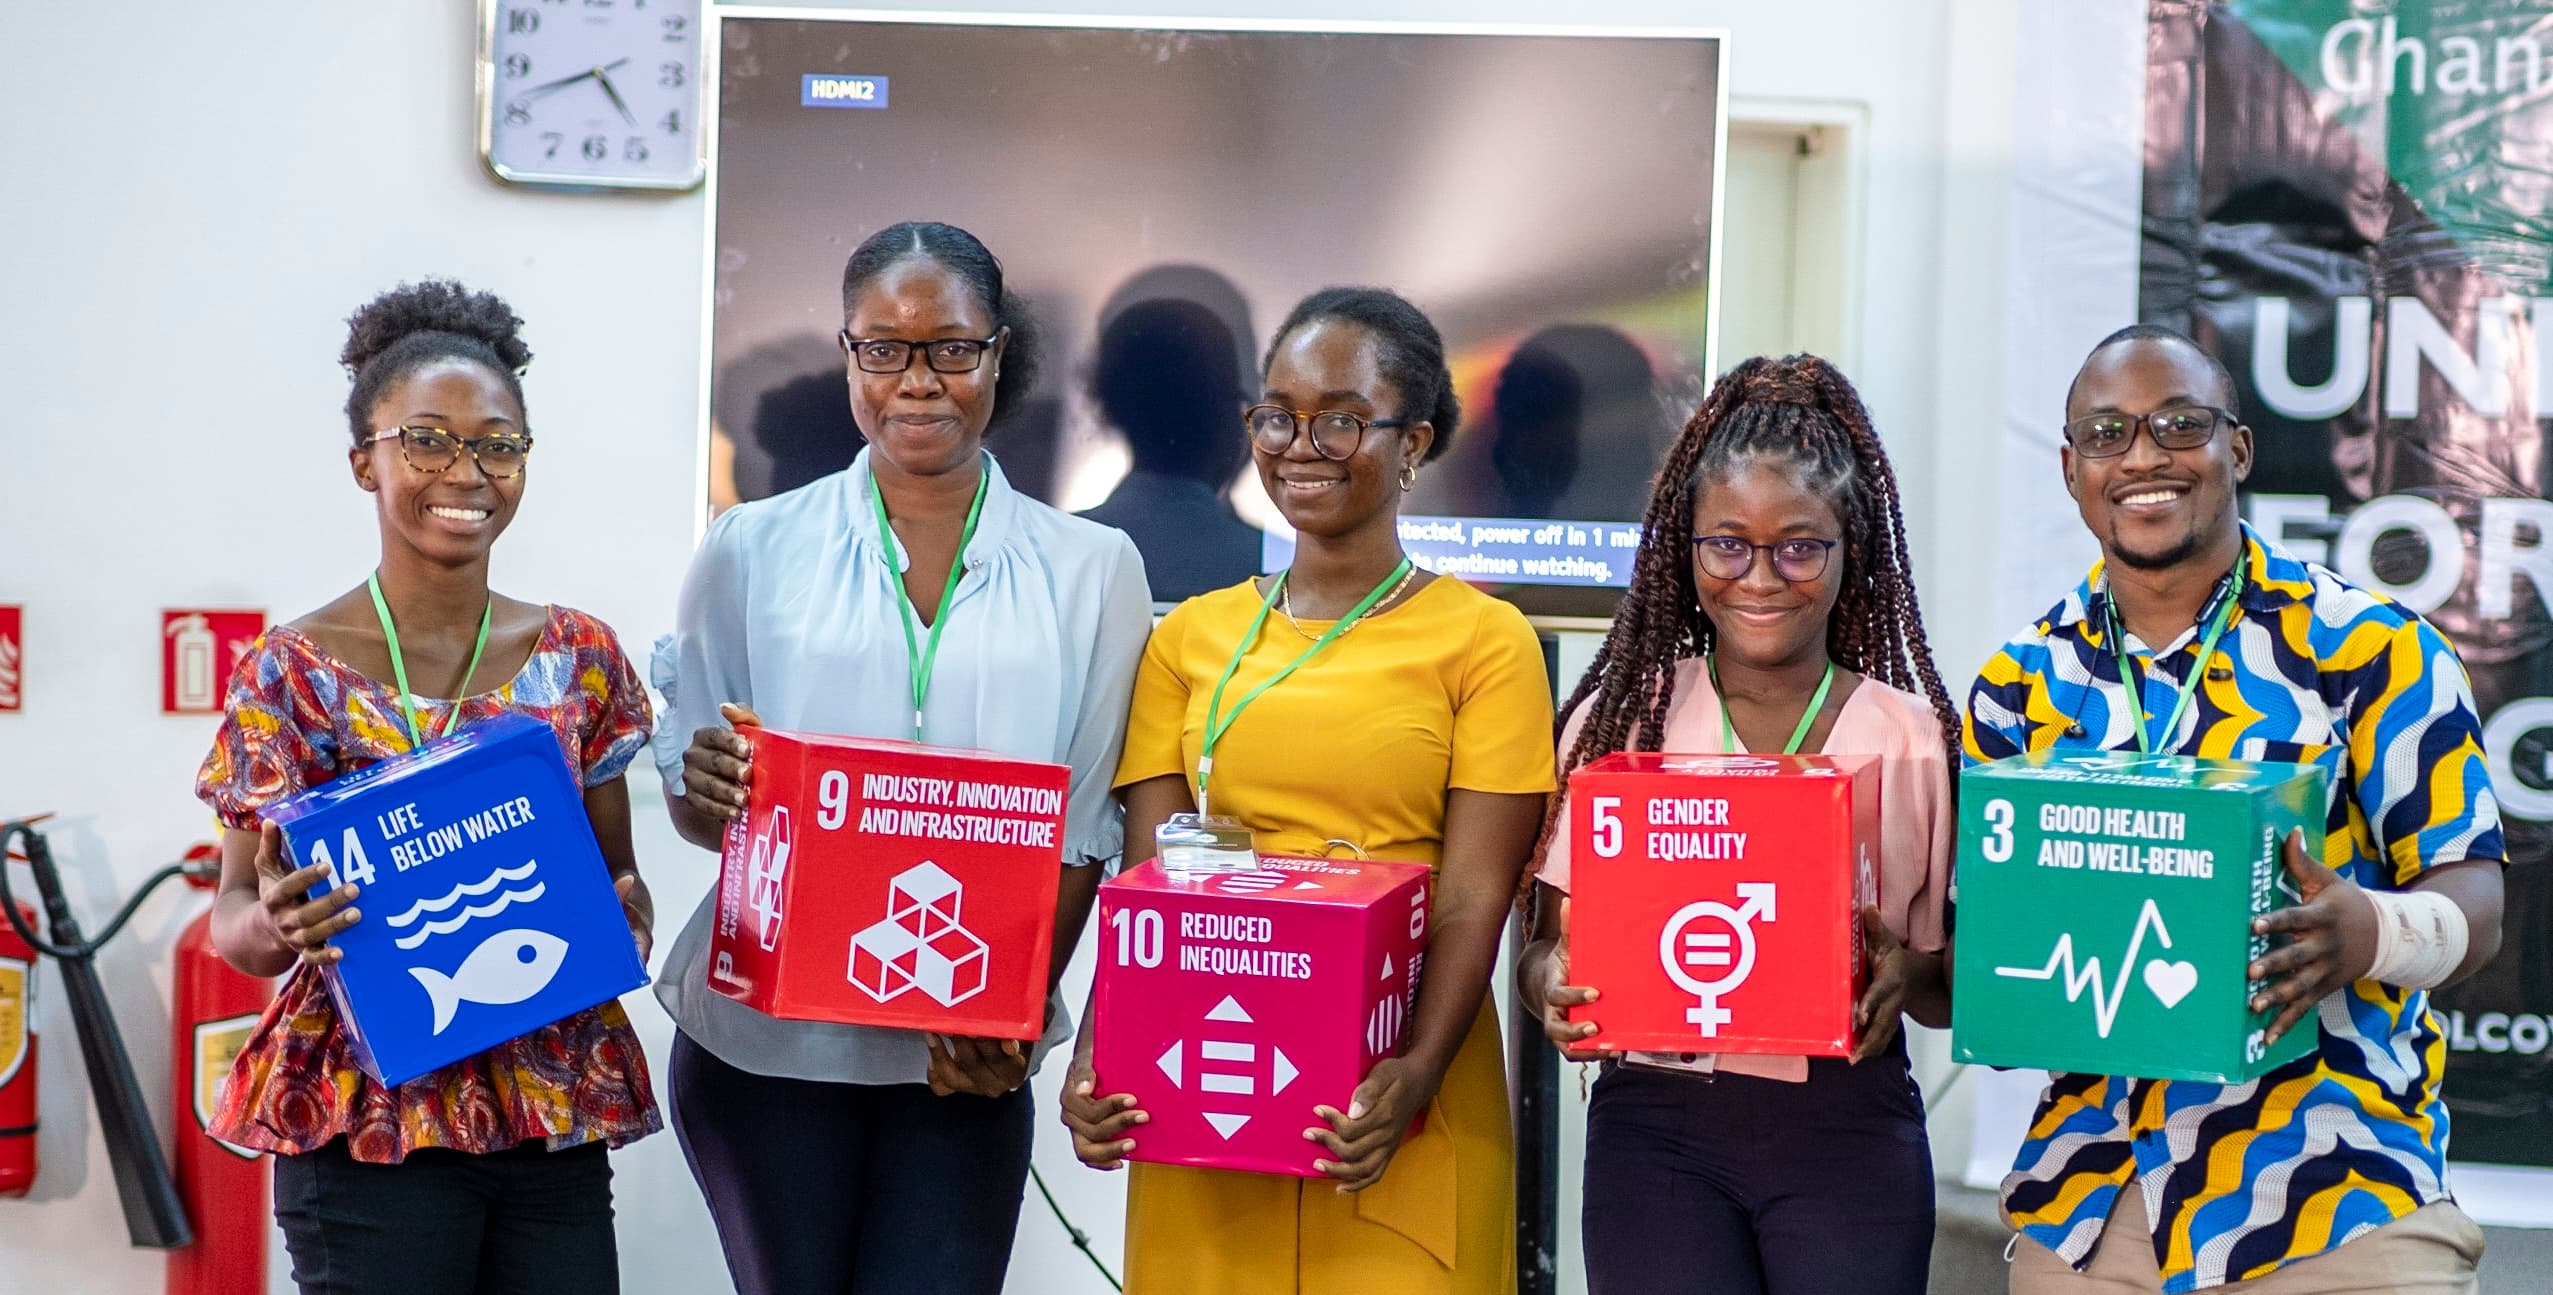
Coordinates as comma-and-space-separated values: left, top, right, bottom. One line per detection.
1993, 899, 2195, 1037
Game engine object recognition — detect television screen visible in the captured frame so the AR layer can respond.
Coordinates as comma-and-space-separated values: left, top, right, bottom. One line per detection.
707, 14, 1723, 619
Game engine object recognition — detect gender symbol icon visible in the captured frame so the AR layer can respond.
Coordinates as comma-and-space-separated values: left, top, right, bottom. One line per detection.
1659, 882, 1776, 1036
848, 862, 990, 1007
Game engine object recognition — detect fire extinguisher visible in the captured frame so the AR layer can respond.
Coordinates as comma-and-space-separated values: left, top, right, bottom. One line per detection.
167, 842, 273, 1295
0, 886, 37, 1198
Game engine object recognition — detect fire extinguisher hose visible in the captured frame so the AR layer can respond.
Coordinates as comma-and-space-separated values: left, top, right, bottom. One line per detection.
0, 822, 195, 960
0, 816, 196, 1248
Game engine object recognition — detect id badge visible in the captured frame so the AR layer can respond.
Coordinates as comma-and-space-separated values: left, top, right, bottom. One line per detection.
1622, 1050, 1717, 1075
1154, 813, 1256, 876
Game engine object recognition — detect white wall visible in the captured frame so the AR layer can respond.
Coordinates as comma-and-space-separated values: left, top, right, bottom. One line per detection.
0, 2, 2018, 1291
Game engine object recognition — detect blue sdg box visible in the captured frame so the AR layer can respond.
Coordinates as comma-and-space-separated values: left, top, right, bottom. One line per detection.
263, 712, 646, 1086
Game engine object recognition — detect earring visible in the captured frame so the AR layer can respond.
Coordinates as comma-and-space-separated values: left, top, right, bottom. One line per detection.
1398, 464, 1418, 492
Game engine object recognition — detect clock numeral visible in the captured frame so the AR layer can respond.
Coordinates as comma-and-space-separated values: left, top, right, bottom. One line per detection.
659, 109, 682, 135
503, 54, 531, 80
662, 16, 687, 42
625, 137, 651, 163
582, 134, 609, 162
541, 132, 565, 160
504, 100, 533, 127
507, 8, 540, 34
660, 62, 685, 89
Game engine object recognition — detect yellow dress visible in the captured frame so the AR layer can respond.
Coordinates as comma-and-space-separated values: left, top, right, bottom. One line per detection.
1112, 575, 1557, 1295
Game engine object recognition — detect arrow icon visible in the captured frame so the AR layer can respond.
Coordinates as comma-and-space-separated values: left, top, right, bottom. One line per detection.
1380, 953, 1394, 980
1156, 1040, 1183, 1088
1204, 1112, 1250, 1139
1292, 881, 1322, 890
1272, 1047, 1297, 1095
1206, 995, 1252, 1023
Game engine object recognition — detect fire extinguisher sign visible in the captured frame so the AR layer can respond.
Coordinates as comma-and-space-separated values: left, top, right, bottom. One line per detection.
0, 605, 22, 712
161, 610, 265, 716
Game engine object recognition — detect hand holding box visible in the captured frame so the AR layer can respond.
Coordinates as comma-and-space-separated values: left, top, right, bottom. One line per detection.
1092, 856, 1430, 1177
264, 712, 646, 1086
1564, 753, 1880, 1056
1950, 751, 2328, 1082
709, 730, 1069, 1039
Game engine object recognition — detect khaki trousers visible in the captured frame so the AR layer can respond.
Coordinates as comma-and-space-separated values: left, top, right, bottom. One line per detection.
2008, 1188, 2483, 1294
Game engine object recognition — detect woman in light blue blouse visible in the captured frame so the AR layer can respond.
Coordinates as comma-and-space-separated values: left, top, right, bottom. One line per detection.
653, 221, 1154, 1295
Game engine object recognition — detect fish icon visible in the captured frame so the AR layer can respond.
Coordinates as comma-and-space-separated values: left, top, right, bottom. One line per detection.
408, 928, 569, 1035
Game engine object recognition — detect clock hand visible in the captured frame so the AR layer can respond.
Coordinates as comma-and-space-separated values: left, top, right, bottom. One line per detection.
591, 64, 640, 126
514, 65, 604, 103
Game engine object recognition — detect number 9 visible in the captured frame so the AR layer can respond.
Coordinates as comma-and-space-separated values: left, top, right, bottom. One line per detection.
817, 770, 849, 831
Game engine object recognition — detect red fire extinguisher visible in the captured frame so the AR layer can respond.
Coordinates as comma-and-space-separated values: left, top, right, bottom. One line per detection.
167, 842, 273, 1295
0, 885, 37, 1198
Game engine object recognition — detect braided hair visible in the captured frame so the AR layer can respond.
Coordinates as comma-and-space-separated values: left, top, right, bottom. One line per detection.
1519, 354, 1960, 898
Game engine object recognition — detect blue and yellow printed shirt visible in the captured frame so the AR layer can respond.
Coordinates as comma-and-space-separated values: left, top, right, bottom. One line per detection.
1961, 523, 2503, 1291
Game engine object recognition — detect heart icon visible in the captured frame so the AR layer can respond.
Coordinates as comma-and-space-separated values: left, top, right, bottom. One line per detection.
2143, 959, 2199, 1009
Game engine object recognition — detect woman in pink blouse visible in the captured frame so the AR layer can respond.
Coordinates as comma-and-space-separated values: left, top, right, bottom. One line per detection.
195, 281, 657, 1295
1515, 355, 1958, 1295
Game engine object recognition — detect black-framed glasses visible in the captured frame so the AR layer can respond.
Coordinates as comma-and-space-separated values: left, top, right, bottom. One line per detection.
1691, 535, 1840, 582
837, 331, 1002, 375
2061, 405, 2233, 459
1243, 404, 1404, 461
366, 426, 534, 478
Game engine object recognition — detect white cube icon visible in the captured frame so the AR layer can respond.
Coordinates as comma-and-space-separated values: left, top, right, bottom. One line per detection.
848, 921, 923, 1002
910, 924, 990, 1006
889, 861, 964, 940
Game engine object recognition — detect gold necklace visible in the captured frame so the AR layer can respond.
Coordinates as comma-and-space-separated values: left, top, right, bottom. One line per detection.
1281, 563, 1418, 639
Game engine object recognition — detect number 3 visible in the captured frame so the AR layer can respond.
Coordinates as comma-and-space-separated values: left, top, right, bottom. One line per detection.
1980, 798, 2015, 863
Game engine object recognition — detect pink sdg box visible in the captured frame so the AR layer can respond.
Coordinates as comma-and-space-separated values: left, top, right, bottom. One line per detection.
1092, 855, 1429, 1177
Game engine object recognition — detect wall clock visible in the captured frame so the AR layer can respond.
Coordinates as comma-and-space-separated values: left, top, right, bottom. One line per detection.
477, 0, 706, 191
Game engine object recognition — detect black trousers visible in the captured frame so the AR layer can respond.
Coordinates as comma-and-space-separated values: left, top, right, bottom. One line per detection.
272, 1137, 618, 1295
668, 1031, 1036, 1295
1581, 1039, 1935, 1295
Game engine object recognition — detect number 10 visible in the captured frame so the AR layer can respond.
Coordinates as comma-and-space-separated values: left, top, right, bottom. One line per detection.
1110, 909, 1162, 967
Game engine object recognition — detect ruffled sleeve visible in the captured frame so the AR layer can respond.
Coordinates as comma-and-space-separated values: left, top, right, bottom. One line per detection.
196, 630, 331, 829
563, 611, 654, 788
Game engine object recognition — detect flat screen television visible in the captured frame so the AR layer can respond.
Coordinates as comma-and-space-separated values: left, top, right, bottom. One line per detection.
705, 12, 1724, 620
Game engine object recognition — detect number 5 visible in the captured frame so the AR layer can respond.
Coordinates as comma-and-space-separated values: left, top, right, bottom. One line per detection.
1590, 796, 1623, 858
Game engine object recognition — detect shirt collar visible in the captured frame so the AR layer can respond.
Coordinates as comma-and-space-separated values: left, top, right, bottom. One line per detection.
843, 445, 1023, 573
2050, 521, 2308, 636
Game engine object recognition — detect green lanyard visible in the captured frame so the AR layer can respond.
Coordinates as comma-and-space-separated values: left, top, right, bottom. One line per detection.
2103, 558, 2245, 754
1710, 656, 1837, 755
366, 571, 492, 749
1196, 558, 1413, 815
870, 460, 990, 743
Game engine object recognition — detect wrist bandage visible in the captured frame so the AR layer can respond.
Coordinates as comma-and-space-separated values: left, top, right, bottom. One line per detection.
2364, 889, 2469, 990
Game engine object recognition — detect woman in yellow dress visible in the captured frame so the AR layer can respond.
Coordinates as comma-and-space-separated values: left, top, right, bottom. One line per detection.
1060, 287, 1554, 1293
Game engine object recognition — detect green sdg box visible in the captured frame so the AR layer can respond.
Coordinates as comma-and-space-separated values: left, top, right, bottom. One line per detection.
1951, 751, 2329, 1082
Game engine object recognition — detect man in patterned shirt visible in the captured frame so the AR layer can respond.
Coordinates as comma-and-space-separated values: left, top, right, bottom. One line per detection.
1969, 325, 2507, 1293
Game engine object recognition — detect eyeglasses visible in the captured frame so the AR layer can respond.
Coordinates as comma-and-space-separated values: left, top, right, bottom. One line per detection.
1243, 404, 1405, 461
1691, 536, 1840, 582
837, 331, 1002, 375
2061, 405, 2233, 459
367, 426, 533, 478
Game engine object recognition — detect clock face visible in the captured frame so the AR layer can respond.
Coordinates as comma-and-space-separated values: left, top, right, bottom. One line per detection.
480, 0, 705, 190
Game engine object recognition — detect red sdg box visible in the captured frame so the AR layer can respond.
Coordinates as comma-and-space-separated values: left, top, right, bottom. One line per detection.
708, 730, 1069, 1039
1092, 856, 1430, 1177
1566, 753, 1879, 1055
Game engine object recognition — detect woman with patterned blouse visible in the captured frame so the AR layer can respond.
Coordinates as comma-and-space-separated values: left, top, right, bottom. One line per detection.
196, 281, 659, 1295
